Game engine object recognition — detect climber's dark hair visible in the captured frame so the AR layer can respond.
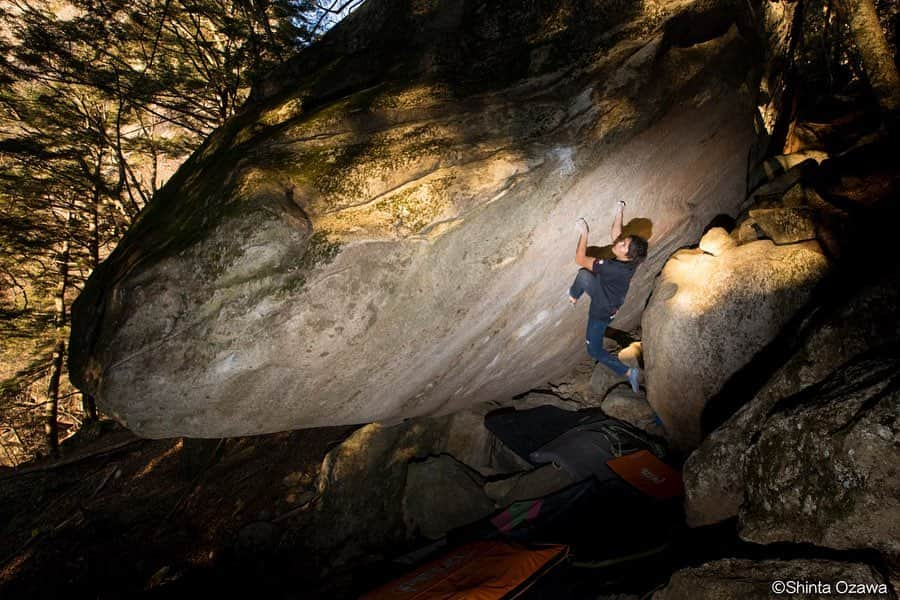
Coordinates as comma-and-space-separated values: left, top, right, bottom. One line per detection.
626, 235, 648, 263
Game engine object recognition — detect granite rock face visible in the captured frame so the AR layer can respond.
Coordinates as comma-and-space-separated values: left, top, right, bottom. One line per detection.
684, 271, 900, 527
641, 240, 829, 449
309, 408, 524, 565
739, 348, 900, 559
402, 454, 494, 540
70, 0, 762, 437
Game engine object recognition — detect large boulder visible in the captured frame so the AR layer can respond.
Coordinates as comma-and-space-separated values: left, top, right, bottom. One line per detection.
308, 406, 523, 565
641, 240, 829, 449
310, 422, 442, 567
684, 270, 900, 527
69, 0, 763, 437
739, 347, 900, 560
402, 455, 495, 540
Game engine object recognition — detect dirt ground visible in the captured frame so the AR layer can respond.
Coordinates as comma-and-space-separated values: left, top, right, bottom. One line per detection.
0, 351, 618, 600
0, 422, 360, 599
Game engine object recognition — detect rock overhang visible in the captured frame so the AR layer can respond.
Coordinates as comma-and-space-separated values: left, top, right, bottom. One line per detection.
69, 0, 764, 437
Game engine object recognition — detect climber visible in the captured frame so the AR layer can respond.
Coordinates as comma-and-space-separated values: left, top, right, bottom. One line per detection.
569, 201, 648, 393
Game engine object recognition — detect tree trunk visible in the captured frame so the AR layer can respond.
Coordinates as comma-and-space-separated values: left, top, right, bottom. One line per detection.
82, 166, 101, 424
0, 434, 16, 465
838, 0, 900, 127
90, 151, 102, 269
45, 211, 72, 455
45, 340, 64, 455
82, 394, 98, 422
771, 0, 806, 155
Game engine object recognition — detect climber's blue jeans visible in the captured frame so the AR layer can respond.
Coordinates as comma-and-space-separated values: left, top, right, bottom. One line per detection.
569, 268, 629, 377
585, 317, 629, 376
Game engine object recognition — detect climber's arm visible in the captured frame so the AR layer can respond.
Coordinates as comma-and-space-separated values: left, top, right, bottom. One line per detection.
575, 231, 594, 270
611, 200, 625, 242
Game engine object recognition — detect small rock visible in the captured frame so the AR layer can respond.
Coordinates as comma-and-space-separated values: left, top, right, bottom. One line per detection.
513, 392, 581, 412
591, 360, 629, 396
747, 153, 823, 191
779, 182, 812, 207
748, 207, 817, 244
617, 341, 643, 368
699, 227, 736, 256
440, 408, 530, 475
601, 386, 662, 437
748, 158, 818, 205
733, 218, 762, 244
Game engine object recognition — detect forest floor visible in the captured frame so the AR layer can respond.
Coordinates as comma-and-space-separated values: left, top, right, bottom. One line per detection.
0, 357, 621, 599
0, 421, 360, 599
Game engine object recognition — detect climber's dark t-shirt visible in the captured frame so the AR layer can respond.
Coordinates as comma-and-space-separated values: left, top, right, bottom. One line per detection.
589, 258, 636, 320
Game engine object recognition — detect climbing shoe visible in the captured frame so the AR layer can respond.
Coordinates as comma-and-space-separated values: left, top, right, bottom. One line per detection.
628, 367, 640, 394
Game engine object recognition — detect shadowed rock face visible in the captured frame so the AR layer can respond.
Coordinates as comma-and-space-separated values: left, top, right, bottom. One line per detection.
740, 347, 900, 559
653, 558, 890, 600
70, 0, 762, 438
684, 270, 900, 527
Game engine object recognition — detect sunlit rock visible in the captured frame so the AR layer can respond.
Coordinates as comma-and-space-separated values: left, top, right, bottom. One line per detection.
617, 340, 643, 368
70, 0, 763, 437
698, 227, 735, 256
642, 240, 830, 449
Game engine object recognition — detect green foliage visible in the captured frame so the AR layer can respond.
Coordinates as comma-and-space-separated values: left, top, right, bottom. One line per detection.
795, 0, 863, 97
0, 0, 362, 464
795, 0, 898, 103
